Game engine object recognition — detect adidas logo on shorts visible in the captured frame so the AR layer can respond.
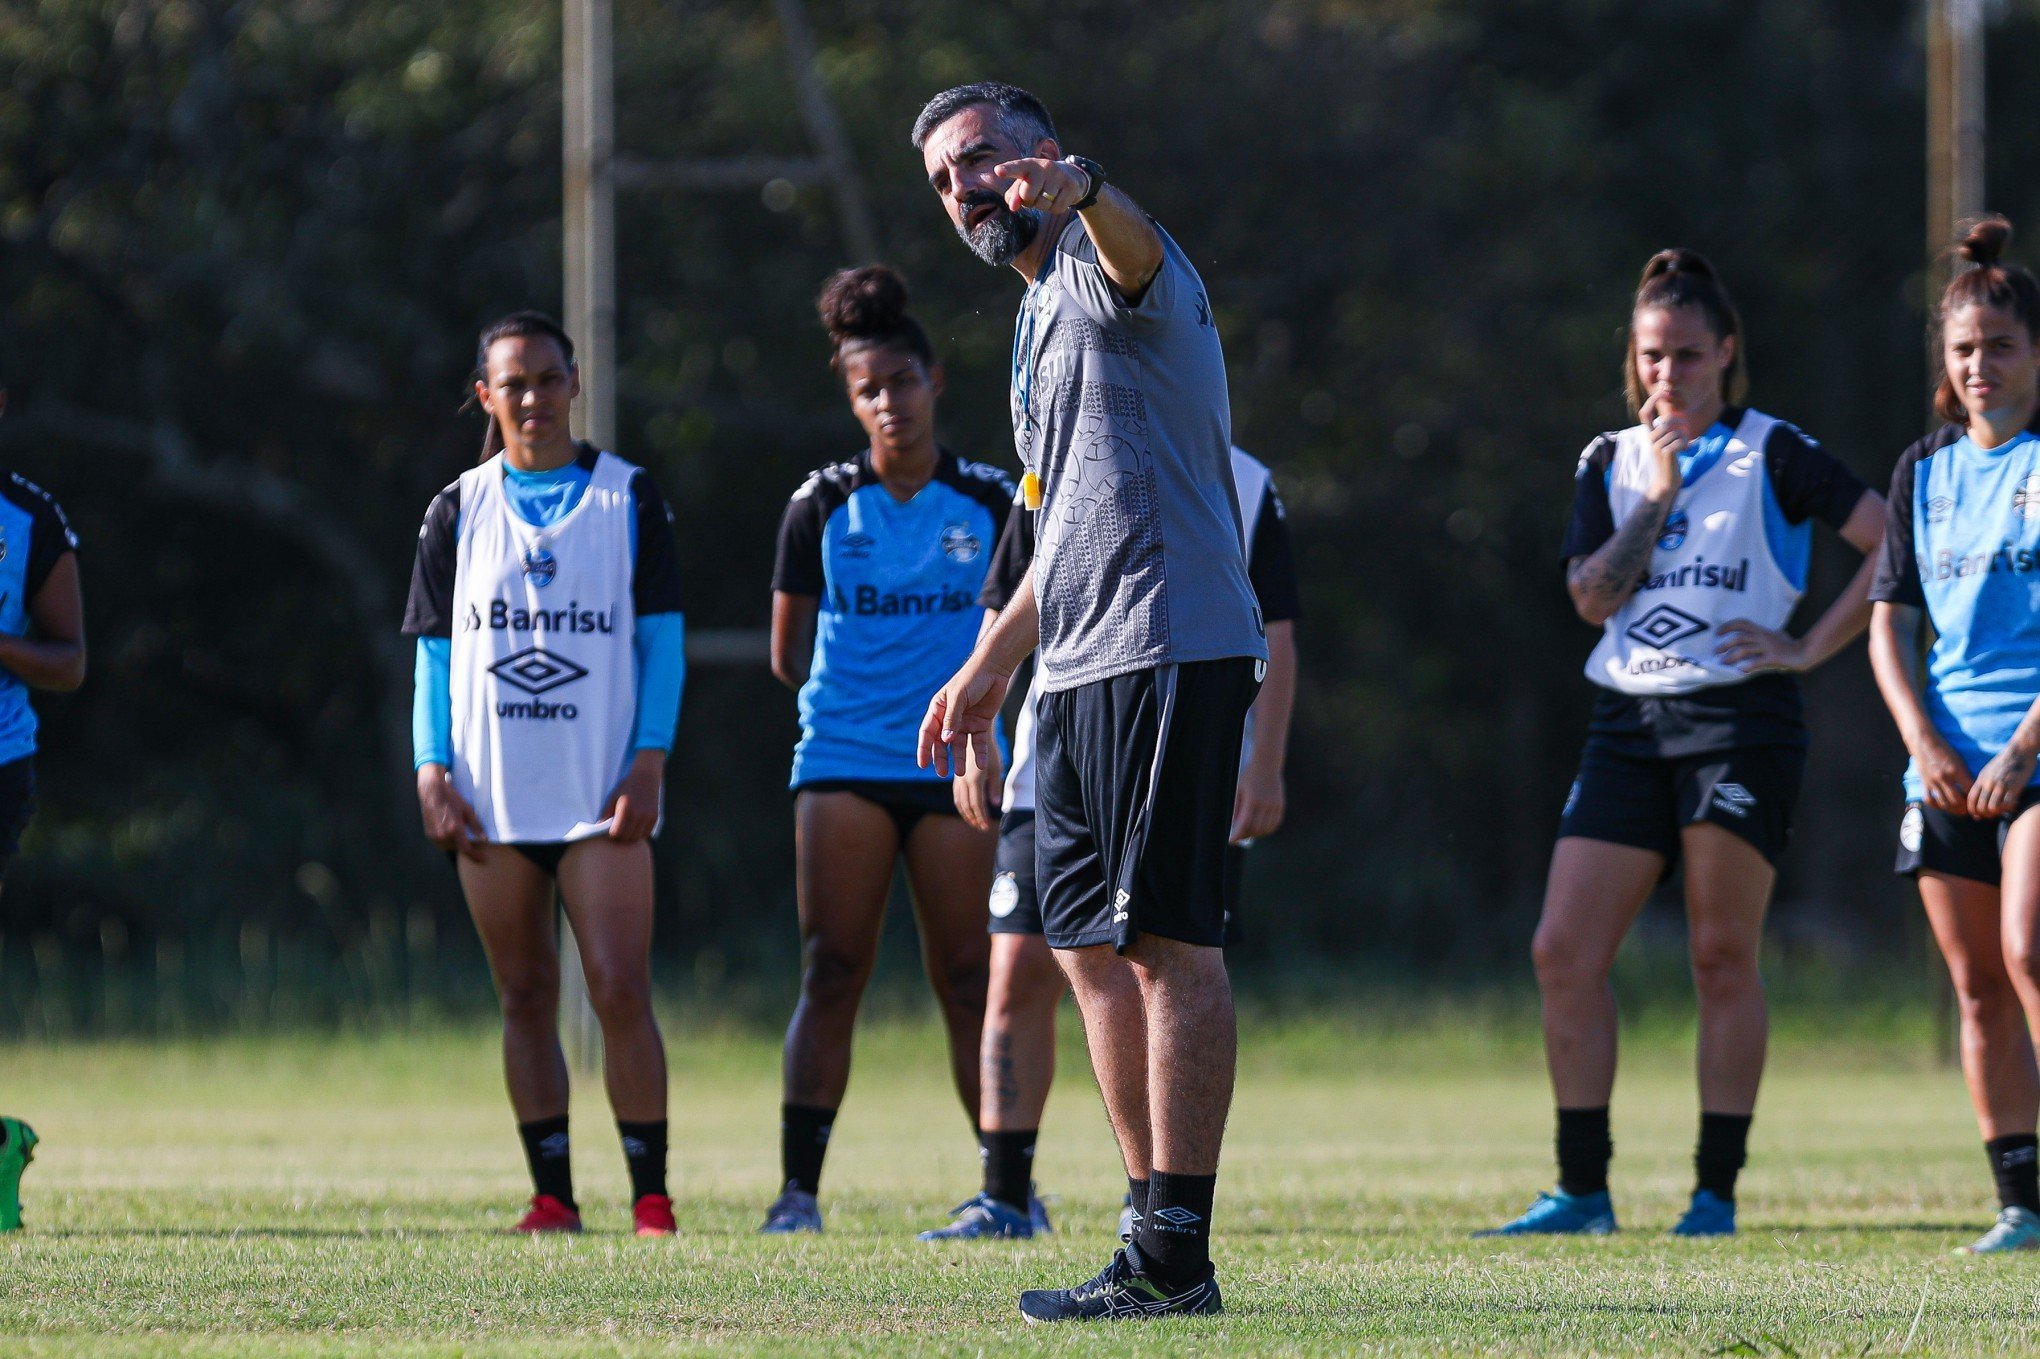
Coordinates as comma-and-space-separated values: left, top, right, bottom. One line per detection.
1711, 782, 1756, 818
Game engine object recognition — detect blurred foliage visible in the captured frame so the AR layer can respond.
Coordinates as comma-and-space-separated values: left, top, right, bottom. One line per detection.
0, 0, 2031, 1026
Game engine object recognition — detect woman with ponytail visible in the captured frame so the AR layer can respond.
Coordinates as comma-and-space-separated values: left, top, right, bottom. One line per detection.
761, 267, 1014, 1233
1482, 250, 1885, 1238
1869, 218, 2040, 1254
402, 312, 687, 1236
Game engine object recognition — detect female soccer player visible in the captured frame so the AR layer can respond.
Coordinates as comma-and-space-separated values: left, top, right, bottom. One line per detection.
1868, 217, 2040, 1255
1483, 250, 1884, 1237
762, 266, 1010, 1234
0, 377, 85, 1233
403, 312, 687, 1236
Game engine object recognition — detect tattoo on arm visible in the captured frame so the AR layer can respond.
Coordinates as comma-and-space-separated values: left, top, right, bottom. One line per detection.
1568, 495, 1672, 615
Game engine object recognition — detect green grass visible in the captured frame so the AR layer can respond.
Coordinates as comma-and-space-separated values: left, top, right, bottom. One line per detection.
2, 1008, 2038, 1356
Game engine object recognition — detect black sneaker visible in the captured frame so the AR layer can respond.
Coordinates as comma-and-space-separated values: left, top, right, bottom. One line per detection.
1017, 1247, 1222, 1322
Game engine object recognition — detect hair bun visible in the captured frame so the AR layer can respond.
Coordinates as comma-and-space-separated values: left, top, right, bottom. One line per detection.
1640, 247, 1714, 285
1959, 216, 2014, 268
818, 266, 910, 343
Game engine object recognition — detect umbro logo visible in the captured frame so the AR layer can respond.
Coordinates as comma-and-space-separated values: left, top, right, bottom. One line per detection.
842, 531, 877, 559
1149, 1206, 1202, 1227
1112, 888, 1130, 924
1625, 604, 1708, 649
488, 647, 589, 696
1711, 782, 1756, 818
1927, 495, 1954, 525
2018, 476, 2040, 522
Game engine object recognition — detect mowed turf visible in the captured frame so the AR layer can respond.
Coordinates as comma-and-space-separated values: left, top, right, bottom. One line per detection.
2, 1008, 2038, 1356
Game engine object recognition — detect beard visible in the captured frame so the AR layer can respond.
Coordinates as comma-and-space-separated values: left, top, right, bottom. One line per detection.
956, 198, 1041, 268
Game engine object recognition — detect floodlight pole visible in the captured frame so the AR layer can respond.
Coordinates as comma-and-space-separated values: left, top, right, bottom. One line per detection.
560, 0, 616, 1074
1926, 0, 1984, 1065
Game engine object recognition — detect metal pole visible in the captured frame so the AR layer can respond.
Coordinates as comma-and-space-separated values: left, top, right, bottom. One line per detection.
1926, 0, 1984, 1065
559, 0, 615, 1075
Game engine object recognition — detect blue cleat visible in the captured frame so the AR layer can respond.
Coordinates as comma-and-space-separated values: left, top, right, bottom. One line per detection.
1028, 1190, 1054, 1236
918, 1192, 1038, 1241
758, 1184, 823, 1234
1475, 1188, 1617, 1237
1670, 1188, 1736, 1237
1018, 1247, 1222, 1322
1957, 1205, 2040, 1254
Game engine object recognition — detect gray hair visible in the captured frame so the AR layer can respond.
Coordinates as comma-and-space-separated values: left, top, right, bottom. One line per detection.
910, 82, 1058, 152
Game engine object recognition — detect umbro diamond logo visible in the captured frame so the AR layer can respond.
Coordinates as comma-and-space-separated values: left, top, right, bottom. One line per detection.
1112, 889, 1131, 924
1149, 1206, 1203, 1227
488, 647, 589, 696
1927, 495, 1955, 525
1625, 604, 1708, 650
1711, 782, 1756, 818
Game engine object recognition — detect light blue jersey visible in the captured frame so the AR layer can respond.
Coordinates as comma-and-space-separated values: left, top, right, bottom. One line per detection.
772, 449, 1012, 786
0, 474, 79, 766
1870, 427, 2040, 799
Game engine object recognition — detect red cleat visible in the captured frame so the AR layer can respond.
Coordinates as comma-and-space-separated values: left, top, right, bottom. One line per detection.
633, 1193, 676, 1237
512, 1194, 582, 1234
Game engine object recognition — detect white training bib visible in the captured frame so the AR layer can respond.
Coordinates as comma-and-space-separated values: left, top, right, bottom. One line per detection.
1585, 409, 1802, 696
450, 451, 640, 842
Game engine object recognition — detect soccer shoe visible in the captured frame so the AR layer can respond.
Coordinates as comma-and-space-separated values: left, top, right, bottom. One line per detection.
1018, 1247, 1222, 1322
0, 1117, 38, 1232
1670, 1188, 1736, 1237
1474, 1188, 1617, 1236
758, 1185, 823, 1234
1029, 1189, 1054, 1236
917, 1193, 1037, 1241
1956, 1205, 2040, 1254
1118, 1192, 1137, 1242
511, 1193, 582, 1234
632, 1193, 676, 1237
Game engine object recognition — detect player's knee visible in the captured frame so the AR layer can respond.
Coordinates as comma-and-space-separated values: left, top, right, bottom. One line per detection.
2002, 938, 2040, 997
933, 955, 990, 1014
496, 971, 559, 1027
581, 963, 653, 1026
1688, 937, 1760, 1002
1954, 966, 2020, 1028
799, 943, 872, 1009
1530, 927, 1598, 993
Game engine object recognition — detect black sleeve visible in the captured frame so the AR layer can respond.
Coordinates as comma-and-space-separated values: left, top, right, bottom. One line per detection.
1558, 435, 1618, 565
400, 483, 461, 637
1246, 481, 1302, 623
629, 469, 685, 615
10, 476, 78, 603
1868, 442, 1927, 608
771, 485, 829, 596
977, 496, 1034, 611
1764, 422, 1871, 528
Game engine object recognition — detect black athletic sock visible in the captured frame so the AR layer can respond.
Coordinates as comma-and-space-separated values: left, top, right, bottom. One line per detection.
1555, 1106, 1612, 1197
617, 1118, 668, 1201
1134, 1171, 1215, 1286
517, 1115, 575, 1209
780, 1102, 835, 1196
1987, 1133, 2040, 1213
979, 1129, 1036, 1212
1694, 1112, 1753, 1202
1127, 1175, 1149, 1222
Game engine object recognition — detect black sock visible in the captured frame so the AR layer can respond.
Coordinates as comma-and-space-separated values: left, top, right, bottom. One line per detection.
979, 1129, 1036, 1211
1987, 1133, 2040, 1213
1555, 1106, 1612, 1197
1695, 1112, 1753, 1202
517, 1115, 575, 1209
617, 1118, 668, 1201
1133, 1171, 1215, 1286
1128, 1175, 1149, 1220
780, 1103, 835, 1196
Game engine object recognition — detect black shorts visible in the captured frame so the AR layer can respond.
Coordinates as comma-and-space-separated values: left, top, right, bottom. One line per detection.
1558, 738, 1803, 868
988, 809, 1249, 943
1035, 658, 1261, 951
793, 779, 958, 841
1894, 789, 2040, 885
0, 756, 36, 878
443, 840, 584, 876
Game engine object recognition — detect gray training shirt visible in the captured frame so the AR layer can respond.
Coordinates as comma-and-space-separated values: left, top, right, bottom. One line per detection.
1011, 214, 1267, 692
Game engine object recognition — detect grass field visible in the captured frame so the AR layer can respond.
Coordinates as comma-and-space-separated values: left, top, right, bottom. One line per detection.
3, 1005, 2039, 1357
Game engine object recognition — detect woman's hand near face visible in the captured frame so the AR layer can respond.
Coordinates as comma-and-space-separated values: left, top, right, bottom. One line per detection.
417, 764, 487, 860
1638, 392, 1690, 502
